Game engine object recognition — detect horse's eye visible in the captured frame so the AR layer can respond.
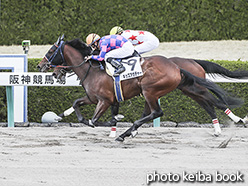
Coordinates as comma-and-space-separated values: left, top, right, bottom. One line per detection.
46, 50, 54, 57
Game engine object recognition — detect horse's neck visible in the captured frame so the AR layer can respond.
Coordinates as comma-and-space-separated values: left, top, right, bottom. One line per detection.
69, 60, 92, 84
64, 45, 91, 79
67, 57, 104, 86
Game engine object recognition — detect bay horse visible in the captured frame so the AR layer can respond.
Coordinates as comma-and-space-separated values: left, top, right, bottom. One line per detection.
140, 57, 248, 125
37, 36, 243, 142
53, 52, 248, 127
99, 56, 248, 126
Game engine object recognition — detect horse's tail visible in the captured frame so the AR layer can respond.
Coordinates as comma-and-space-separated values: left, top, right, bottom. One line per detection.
179, 69, 243, 108
194, 59, 248, 79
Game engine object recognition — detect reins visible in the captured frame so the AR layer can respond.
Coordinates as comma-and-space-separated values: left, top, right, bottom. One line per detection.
60, 60, 103, 84
51, 58, 88, 69
54, 58, 103, 70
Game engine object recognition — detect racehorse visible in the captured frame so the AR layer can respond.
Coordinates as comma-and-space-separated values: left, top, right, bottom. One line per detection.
104, 57, 248, 126
37, 35, 243, 142
53, 51, 248, 127
147, 57, 248, 124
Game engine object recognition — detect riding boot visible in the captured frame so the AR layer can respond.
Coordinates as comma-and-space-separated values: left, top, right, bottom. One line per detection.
107, 58, 125, 77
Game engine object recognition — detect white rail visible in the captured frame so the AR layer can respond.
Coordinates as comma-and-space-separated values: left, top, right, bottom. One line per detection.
1, 72, 248, 127
1, 72, 248, 86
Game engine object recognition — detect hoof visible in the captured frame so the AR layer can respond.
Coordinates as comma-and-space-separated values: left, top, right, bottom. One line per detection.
242, 115, 248, 124
115, 136, 124, 142
80, 119, 95, 128
82, 122, 95, 128
214, 132, 221, 137
131, 130, 138, 138
54, 116, 62, 121
214, 128, 221, 137
88, 124, 95, 128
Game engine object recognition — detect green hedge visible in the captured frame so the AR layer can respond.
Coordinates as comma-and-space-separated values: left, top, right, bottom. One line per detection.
1, 59, 248, 123
1, 0, 248, 45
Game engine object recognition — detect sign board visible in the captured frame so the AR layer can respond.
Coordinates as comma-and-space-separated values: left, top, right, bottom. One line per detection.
0, 55, 27, 122
0, 72, 81, 86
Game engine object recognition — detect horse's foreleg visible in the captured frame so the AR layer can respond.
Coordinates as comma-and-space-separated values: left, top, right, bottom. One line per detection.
116, 99, 163, 142
91, 100, 111, 126
64, 96, 94, 127
101, 102, 124, 126
142, 101, 151, 118
111, 102, 125, 122
58, 107, 75, 118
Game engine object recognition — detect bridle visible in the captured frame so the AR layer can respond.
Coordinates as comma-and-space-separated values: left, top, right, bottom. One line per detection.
44, 35, 96, 86
45, 40, 66, 67
44, 39, 88, 70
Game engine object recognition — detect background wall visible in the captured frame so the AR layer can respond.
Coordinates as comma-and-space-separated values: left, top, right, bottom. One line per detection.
0, 0, 248, 45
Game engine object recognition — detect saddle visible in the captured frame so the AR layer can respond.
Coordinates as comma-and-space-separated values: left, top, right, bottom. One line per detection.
93, 50, 144, 102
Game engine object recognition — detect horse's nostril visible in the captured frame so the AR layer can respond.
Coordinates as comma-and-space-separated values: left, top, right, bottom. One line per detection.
37, 65, 40, 69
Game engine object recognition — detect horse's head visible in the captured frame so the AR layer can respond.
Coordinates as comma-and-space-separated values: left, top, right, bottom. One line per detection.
37, 34, 65, 72
37, 35, 93, 77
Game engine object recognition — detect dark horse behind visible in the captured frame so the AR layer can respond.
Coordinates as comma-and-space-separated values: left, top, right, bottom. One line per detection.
37, 35, 244, 142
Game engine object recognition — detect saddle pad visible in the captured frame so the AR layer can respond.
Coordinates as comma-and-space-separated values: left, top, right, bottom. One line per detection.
106, 57, 143, 81
114, 75, 124, 102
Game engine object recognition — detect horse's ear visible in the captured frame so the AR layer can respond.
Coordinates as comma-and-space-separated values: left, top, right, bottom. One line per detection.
61, 34, 64, 41
55, 36, 61, 45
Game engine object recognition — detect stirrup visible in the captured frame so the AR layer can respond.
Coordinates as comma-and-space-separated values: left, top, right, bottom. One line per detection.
113, 66, 125, 77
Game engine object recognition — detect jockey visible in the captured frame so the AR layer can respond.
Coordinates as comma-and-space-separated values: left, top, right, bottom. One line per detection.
110, 26, 160, 54
86, 33, 135, 77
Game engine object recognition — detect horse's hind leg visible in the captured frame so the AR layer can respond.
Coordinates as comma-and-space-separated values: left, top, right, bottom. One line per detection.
214, 102, 245, 123
116, 97, 163, 142
180, 87, 222, 135
224, 108, 247, 124
193, 88, 245, 124
201, 104, 222, 136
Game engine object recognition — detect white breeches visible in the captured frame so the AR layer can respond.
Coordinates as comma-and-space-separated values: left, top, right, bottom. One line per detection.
134, 32, 160, 54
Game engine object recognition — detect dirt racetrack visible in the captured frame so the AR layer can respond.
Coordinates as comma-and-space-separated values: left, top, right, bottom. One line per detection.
0, 40, 248, 186
0, 125, 247, 186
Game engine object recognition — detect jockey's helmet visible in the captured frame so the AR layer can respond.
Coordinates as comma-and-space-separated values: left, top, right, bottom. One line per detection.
110, 26, 124, 35
86, 33, 101, 46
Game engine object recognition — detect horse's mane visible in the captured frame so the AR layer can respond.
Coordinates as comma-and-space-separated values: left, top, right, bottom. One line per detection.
65, 38, 92, 57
